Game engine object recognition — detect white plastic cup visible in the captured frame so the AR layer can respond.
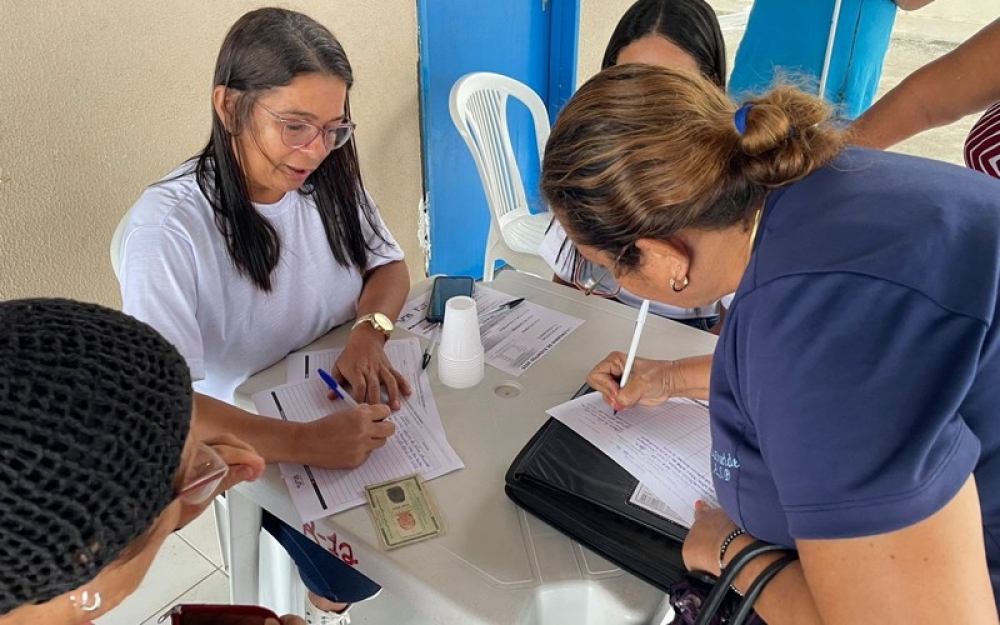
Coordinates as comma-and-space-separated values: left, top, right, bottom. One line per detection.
437, 351, 485, 389
437, 296, 485, 389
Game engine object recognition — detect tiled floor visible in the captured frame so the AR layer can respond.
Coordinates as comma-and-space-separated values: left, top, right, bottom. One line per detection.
94, 508, 229, 625
95, 3, 994, 623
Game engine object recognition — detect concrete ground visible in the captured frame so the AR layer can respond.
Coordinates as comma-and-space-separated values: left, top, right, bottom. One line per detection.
714, 0, 995, 166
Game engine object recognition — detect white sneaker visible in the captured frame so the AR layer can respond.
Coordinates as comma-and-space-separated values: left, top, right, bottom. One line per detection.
304, 598, 351, 625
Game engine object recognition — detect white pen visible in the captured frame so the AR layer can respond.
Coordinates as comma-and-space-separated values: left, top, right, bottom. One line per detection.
617, 299, 650, 411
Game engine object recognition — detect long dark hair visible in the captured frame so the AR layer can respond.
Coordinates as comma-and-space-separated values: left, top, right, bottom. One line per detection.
195, 7, 386, 291
601, 0, 727, 88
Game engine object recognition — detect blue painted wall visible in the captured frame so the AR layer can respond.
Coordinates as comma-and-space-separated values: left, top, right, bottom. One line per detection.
418, 0, 579, 278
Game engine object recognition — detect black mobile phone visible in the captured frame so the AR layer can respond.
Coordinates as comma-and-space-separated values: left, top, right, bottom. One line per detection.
426, 275, 475, 323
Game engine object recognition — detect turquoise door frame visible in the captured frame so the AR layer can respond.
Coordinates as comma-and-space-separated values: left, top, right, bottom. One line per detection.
417, 0, 580, 278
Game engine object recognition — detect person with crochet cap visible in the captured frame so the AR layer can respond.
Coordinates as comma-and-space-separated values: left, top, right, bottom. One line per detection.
541, 64, 1000, 621
0, 298, 279, 624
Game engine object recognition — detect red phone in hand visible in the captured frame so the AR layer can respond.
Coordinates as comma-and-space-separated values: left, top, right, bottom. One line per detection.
162, 603, 280, 625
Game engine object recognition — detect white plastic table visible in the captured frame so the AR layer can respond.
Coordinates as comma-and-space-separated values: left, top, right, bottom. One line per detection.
228, 271, 717, 624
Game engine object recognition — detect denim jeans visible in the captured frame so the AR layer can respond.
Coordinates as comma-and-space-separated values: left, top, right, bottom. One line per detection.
677, 316, 720, 332
262, 511, 381, 603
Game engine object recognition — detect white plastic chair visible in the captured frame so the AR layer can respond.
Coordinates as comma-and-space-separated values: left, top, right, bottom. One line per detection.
449, 72, 554, 282
109, 212, 128, 279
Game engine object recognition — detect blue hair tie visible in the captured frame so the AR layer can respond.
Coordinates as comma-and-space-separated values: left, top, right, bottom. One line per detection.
734, 103, 754, 136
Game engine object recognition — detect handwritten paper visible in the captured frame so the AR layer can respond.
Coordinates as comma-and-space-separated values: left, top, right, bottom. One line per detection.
397, 285, 584, 376
286, 339, 454, 469
547, 394, 718, 528
253, 338, 464, 522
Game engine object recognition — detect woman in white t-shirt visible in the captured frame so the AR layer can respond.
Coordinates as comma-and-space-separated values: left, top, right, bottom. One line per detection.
541, 0, 727, 331
117, 8, 403, 623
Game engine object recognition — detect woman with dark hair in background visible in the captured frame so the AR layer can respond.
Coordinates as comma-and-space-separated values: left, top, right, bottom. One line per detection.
117, 8, 406, 623
540, 0, 727, 331
0, 298, 270, 625
542, 63, 1000, 622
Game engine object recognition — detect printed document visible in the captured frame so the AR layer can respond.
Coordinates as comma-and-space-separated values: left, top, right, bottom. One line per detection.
397, 285, 583, 376
547, 394, 718, 527
253, 338, 463, 522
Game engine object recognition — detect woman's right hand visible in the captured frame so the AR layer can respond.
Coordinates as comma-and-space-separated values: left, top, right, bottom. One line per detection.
587, 352, 677, 411
175, 433, 266, 531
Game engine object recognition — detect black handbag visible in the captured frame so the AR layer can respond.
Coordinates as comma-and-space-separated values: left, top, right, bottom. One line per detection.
504, 385, 797, 624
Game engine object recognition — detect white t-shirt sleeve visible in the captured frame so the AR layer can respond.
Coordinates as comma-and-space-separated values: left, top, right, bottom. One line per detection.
119, 224, 206, 382
538, 220, 574, 282
361, 191, 405, 270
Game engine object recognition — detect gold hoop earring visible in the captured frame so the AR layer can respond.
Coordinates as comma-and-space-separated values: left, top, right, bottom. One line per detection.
70, 590, 102, 612
670, 276, 689, 292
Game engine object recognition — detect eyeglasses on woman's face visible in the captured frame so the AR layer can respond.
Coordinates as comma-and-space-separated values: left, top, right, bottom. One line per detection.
256, 101, 356, 151
175, 442, 229, 505
572, 249, 622, 298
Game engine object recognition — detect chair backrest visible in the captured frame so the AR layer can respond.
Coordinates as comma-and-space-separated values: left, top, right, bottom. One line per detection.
448, 72, 551, 233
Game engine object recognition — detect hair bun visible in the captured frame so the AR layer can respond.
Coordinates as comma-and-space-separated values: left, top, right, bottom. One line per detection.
733, 87, 841, 188
735, 103, 793, 156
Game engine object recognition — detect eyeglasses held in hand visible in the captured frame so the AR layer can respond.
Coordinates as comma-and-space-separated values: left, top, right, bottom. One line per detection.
256, 102, 356, 151
175, 443, 229, 505
572, 251, 621, 298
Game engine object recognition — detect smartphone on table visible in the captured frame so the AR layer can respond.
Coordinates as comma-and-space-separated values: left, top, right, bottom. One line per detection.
426, 275, 475, 323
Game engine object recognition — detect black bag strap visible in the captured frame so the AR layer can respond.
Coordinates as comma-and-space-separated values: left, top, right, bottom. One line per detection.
693, 540, 787, 625
730, 551, 799, 625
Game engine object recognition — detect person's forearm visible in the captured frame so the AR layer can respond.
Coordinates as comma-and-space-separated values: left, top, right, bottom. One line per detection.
732, 556, 823, 624
667, 355, 713, 401
851, 18, 1000, 149
357, 259, 410, 321
192, 392, 305, 464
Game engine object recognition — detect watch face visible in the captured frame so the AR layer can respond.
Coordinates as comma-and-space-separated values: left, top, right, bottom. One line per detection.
372, 312, 394, 332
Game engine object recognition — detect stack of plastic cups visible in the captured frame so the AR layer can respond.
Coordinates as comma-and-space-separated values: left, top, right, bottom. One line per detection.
437, 296, 485, 389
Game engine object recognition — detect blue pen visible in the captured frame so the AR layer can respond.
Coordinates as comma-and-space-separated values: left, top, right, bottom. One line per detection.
317, 368, 359, 408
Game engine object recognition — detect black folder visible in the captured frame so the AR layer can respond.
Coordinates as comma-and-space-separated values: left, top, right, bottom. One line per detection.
504, 386, 689, 592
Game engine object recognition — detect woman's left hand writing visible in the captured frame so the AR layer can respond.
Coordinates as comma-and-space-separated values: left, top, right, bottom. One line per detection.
333, 328, 412, 410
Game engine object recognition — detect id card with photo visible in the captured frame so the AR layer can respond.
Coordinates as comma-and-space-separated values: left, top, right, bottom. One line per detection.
365, 473, 444, 549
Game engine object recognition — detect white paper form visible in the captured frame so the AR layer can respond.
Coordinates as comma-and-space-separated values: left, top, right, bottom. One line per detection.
547, 394, 718, 528
397, 285, 584, 376
285, 338, 454, 457
252, 344, 463, 521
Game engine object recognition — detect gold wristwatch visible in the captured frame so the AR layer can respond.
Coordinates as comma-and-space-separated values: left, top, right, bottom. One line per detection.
352, 312, 394, 338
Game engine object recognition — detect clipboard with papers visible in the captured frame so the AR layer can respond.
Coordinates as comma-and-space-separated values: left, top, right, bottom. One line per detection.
505, 385, 716, 592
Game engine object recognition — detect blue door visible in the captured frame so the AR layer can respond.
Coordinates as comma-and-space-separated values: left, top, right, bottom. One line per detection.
418, 0, 579, 278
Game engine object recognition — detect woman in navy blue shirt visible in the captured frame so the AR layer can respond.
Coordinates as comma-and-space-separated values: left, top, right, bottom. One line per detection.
542, 64, 1000, 622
